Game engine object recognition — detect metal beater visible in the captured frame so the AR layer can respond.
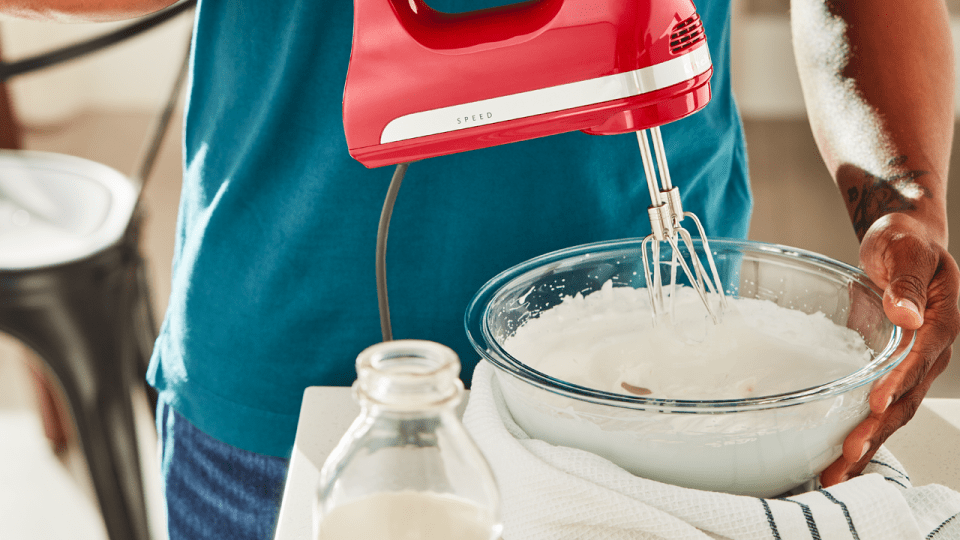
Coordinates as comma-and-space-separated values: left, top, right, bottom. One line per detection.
637, 127, 727, 324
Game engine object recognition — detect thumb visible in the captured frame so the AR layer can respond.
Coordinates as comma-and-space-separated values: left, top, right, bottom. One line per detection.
860, 220, 936, 331
884, 278, 927, 330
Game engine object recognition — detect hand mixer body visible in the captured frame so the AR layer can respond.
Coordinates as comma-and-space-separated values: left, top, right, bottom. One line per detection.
343, 0, 713, 167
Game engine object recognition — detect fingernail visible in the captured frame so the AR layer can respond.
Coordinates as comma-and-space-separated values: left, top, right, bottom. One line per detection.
840, 474, 850, 483
858, 441, 871, 462
895, 298, 923, 325
882, 395, 894, 413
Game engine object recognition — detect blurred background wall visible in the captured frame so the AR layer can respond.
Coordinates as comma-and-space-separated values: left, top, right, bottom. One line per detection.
0, 13, 193, 124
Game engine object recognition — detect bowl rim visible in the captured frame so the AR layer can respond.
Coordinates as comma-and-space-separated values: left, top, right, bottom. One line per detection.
465, 237, 915, 413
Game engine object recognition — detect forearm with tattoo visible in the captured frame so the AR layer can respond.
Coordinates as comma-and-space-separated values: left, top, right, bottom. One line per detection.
842, 156, 932, 241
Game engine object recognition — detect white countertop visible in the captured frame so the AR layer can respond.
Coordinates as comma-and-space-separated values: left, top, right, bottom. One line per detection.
273, 388, 960, 540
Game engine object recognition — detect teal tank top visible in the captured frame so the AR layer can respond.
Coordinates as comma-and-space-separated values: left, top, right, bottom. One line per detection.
148, 0, 752, 457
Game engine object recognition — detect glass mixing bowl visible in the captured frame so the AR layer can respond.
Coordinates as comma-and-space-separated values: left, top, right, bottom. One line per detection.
465, 238, 913, 497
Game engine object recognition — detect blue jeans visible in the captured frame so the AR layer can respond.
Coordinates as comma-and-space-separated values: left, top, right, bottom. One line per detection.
156, 398, 290, 540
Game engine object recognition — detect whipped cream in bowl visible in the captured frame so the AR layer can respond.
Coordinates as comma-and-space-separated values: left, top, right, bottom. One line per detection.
466, 238, 913, 497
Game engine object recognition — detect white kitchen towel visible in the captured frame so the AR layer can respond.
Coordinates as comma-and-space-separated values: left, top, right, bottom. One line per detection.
463, 361, 960, 540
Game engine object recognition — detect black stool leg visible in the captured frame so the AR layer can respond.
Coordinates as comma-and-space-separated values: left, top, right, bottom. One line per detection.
0, 246, 153, 540
132, 244, 160, 416
125, 208, 160, 418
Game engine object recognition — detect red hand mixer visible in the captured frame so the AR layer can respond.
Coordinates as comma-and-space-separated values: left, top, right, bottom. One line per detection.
344, 0, 727, 324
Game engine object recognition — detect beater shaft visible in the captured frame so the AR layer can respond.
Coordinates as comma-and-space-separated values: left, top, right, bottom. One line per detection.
638, 128, 726, 323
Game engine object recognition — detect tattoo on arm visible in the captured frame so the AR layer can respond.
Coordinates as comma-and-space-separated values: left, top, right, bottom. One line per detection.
845, 156, 931, 240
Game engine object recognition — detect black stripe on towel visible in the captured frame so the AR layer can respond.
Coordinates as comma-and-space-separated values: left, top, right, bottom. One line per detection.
759, 499, 782, 540
927, 511, 959, 539
818, 489, 861, 540
870, 459, 911, 481
783, 499, 822, 540
883, 476, 910, 490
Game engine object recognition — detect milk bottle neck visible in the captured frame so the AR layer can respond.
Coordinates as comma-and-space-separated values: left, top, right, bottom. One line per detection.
353, 340, 463, 413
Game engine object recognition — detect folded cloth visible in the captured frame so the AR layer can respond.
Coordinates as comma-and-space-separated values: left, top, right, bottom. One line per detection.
463, 362, 960, 540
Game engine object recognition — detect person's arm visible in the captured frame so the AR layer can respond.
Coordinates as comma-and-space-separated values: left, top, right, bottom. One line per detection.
0, 0, 177, 22
791, 0, 960, 485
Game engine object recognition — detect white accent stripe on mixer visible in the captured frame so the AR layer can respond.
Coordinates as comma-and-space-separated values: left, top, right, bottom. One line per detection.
379, 45, 712, 144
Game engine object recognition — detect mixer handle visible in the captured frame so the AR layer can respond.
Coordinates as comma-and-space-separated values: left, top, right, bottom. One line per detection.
357, 0, 563, 51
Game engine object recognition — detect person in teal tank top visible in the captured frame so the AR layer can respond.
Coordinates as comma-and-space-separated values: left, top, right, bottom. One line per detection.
141, 1, 750, 535
147, 0, 749, 461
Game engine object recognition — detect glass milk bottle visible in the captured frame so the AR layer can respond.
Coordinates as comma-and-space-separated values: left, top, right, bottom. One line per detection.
313, 340, 502, 540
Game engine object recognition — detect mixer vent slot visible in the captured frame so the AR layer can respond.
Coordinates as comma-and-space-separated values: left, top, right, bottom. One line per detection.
670, 14, 705, 54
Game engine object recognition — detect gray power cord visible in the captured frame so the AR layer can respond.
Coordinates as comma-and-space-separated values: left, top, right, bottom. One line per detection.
376, 162, 410, 342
